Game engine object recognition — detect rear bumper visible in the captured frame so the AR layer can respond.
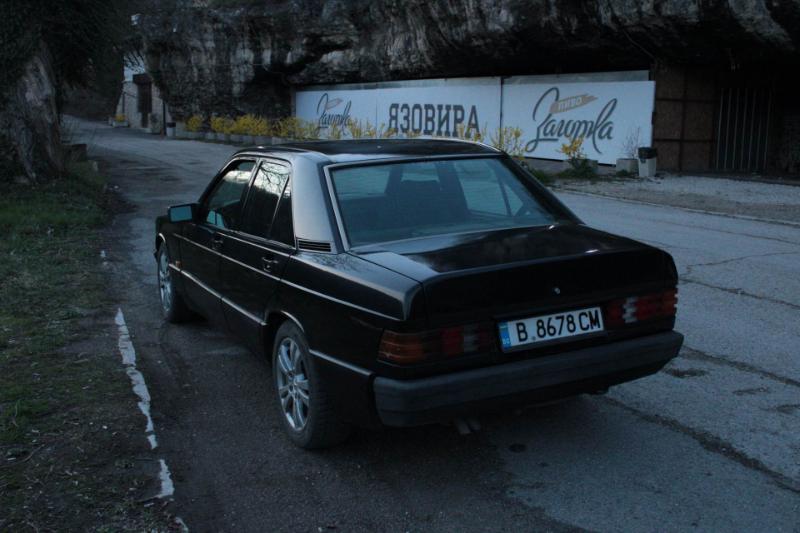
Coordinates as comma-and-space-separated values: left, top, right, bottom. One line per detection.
373, 331, 683, 427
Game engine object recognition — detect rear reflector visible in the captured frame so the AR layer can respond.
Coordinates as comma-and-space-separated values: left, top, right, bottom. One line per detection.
378, 322, 496, 364
604, 288, 678, 328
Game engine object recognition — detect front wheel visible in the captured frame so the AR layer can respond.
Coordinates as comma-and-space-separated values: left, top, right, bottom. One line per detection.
272, 322, 350, 449
157, 243, 193, 323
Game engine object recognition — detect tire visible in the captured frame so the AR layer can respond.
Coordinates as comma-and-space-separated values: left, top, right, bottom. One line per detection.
272, 322, 350, 449
157, 243, 193, 323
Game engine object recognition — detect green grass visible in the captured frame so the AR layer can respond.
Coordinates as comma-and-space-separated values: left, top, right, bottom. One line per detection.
0, 163, 170, 531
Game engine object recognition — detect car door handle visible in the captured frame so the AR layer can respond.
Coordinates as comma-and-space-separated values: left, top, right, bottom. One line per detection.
211, 235, 224, 250
261, 257, 279, 272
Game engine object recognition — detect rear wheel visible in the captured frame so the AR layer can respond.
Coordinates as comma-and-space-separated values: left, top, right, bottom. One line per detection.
272, 322, 350, 449
157, 243, 192, 323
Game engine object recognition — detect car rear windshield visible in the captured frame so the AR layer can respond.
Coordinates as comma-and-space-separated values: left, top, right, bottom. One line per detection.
329, 157, 562, 247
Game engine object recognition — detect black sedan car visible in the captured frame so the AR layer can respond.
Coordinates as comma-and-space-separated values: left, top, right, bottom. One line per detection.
155, 139, 683, 448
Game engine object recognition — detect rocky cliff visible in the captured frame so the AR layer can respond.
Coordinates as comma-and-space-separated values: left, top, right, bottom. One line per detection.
0, 46, 62, 182
139, 0, 800, 119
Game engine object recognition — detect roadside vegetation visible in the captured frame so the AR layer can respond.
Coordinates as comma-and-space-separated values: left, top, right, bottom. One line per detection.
0, 164, 171, 530
177, 114, 651, 185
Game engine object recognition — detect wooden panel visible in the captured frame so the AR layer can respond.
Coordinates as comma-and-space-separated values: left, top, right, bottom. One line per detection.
653, 140, 680, 170
684, 101, 715, 141
654, 100, 683, 140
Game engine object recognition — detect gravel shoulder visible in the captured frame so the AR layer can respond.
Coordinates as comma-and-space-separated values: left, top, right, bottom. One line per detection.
553, 175, 800, 225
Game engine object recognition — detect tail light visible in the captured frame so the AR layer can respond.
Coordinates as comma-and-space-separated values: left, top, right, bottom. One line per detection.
605, 288, 678, 328
378, 322, 496, 364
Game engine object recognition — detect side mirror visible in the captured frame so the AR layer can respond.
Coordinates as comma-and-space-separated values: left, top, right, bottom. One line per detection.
168, 203, 197, 223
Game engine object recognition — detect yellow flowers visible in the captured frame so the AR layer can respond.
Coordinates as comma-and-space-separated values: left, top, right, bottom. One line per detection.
114, 114, 126, 122
558, 136, 586, 161
185, 114, 203, 132
204, 114, 320, 138
230, 115, 255, 135
327, 123, 344, 140
210, 116, 234, 134
251, 116, 270, 136
454, 123, 484, 143
345, 120, 397, 139
489, 126, 524, 156
558, 136, 597, 178
272, 117, 317, 139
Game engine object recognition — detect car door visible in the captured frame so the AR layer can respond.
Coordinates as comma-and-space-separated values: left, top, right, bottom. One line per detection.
179, 158, 256, 326
219, 159, 294, 353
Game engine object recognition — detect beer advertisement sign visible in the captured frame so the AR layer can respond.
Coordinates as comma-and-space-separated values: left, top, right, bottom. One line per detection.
295, 73, 654, 164
502, 76, 655, 164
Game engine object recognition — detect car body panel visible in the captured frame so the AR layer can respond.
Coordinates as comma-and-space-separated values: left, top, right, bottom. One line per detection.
219, 232, 290, 354
155, 139, 683, 428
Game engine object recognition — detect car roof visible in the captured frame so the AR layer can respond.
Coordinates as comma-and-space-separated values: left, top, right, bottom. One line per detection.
232, 138, 500, 164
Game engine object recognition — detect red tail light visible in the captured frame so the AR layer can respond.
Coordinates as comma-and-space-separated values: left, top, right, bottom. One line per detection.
378, 323, 496, 364
604, 288, 678, 328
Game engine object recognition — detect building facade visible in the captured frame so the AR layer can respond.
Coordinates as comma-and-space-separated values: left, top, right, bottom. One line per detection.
116, 59, 171, 134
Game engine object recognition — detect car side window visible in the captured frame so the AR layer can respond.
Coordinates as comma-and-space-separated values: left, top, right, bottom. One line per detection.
203, 160, 255, 229
239, 161, 290, 239
269, 180, 294, 246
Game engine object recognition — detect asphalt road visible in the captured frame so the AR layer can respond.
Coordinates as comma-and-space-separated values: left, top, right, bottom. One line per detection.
73, 119, 800, 532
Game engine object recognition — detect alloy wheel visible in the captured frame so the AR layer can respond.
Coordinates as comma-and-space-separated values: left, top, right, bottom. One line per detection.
158, 250, 172, 311
276, 337, 310, 431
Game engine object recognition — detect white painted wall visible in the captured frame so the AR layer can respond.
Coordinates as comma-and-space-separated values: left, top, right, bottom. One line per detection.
296, 77, 502, 139
503, 75, 655, 164
295, 71, 655, 164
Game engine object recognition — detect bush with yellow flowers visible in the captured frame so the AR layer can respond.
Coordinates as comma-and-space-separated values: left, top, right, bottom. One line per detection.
558, 136, 597, 179
185, 114, 204, 132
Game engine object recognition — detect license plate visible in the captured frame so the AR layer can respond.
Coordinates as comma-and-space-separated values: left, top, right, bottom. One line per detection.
498, 307, 604, 351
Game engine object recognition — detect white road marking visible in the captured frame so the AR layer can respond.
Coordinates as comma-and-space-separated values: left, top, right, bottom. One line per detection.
114, 308, 178, 504
115, 309, 158, 448
174, 516, 189, 532
157, 459, 175, 499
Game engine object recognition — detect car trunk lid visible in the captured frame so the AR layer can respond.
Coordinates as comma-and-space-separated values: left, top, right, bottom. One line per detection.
351, 223, 675, 327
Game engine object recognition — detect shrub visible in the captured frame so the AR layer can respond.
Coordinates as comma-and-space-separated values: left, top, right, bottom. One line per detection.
345, 120, 398, 139
346, 119, 365, 139
210, 116, 232, 134
185, 114, 203, 132
273, 117, 316, 139
249, 116, 270, 136
559, 159, 598, 179
376, 123, 397, 139
454, 123, 484, 143
231, 115, 255, 135
621, 127, 641, 159
327, 123, 343, 140
558, 136, 598, 179
559, 136, 585, 161
489, 127, 524, 157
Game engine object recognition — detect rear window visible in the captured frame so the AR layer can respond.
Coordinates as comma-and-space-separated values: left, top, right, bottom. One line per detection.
330, 158, 560, 247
